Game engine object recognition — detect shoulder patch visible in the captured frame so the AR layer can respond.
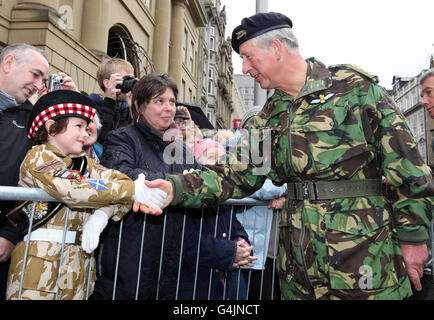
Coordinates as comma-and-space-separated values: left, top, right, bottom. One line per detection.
33, 159, 64, 173
330, 64, 379, 83
86, 179, 109, 191
53, 168, 84, 182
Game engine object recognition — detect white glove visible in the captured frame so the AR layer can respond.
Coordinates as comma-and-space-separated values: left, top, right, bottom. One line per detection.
133, 173, 167, 210
81, 210, 109, 254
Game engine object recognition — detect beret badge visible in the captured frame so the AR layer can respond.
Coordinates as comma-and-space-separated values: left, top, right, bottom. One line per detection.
236, 30, 247, 40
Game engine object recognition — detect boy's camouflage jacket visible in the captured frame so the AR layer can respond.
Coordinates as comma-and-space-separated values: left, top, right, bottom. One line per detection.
7, 142, 135, 299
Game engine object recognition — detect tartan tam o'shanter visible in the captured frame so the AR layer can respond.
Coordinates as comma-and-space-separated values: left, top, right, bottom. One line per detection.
27, 90, 97, 139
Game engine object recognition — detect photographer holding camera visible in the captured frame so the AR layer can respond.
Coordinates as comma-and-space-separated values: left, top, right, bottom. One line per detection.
89, 58, 137, 146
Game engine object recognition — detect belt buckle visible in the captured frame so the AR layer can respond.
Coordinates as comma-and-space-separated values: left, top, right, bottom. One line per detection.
301, 182, 309, 199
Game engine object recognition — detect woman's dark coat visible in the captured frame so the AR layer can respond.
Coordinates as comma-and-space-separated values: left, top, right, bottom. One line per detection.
91, 121, 249, 300
179, 204, 249, 300
91, 121, 201, 300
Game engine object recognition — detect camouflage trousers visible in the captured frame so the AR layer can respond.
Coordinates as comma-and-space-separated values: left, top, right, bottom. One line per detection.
7, 240, 95, 300
276, 199, 413, 300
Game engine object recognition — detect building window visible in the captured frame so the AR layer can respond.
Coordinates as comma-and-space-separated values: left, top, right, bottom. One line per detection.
209, 27, 215, 51
107, 27, 155, 78
142, 0, 150, 8
190, 41, 194, 72
181, 80, 186, 101
208, 80, 214, 95
207, 111, 213, 124
194, 51, 198, 76
419, 112, 425, 134
411, 116, 417, 136
183, 29, 188, 64
208, 68, 214, 95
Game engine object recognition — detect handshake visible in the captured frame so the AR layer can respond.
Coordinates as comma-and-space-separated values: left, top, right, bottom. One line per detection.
82, 174, 172, 254
132, 173, 173, 215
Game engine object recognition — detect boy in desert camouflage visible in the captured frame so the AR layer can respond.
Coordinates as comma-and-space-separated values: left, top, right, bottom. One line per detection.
6, 90, 165, 300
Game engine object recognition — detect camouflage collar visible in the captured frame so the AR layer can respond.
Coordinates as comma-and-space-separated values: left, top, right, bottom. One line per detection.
295, 57, 333, 101
266, 57, 333, 118
44, 142, 86, 159
267, 90, 293, 118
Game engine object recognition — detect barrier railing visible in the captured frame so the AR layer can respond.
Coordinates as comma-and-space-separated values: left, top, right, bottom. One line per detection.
2, 186, 432, 300
0, 186, 281, 300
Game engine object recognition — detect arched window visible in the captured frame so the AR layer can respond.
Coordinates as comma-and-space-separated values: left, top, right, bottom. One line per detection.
107, 25, 155, 78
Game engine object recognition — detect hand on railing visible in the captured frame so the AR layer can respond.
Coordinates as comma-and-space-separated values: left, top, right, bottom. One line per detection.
82, 210, 108, 254
232, 239, 257, 268
268, 196, 286, 210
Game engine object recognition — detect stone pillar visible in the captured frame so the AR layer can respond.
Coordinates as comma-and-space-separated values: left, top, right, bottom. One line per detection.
81, 0, 109, 57
152, 0, 171, 74
168, 0, 186, 85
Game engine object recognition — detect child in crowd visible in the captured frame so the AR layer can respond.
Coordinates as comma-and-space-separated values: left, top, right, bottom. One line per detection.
177, 138, 257, 299
6, 90, 166, 300
89, 57, 135, 145
184, 123, 203, 151
83, 112, 103, 161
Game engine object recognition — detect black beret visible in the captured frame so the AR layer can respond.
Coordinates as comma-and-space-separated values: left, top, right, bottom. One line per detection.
28, 90, 97, 139
231, 12, 293, 54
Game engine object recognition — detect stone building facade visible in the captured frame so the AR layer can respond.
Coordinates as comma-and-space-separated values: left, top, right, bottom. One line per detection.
0, 0, 237, 128
391, 70, 434, 168
197, 0, 235, 129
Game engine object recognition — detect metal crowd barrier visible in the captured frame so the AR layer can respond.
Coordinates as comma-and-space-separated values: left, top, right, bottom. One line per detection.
0, 186, 282, 300
2, 186, 432, 300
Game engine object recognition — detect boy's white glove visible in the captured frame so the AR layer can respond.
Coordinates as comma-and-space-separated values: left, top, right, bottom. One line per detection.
133, 173, 167, 210
81, 209, 108, 254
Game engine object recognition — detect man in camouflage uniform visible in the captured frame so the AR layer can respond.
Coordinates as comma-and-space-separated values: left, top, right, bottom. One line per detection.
144, 12, 434, 300
6, 90, 165, 300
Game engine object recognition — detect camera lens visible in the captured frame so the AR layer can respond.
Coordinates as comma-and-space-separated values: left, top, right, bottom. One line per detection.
117, 76, 137, 94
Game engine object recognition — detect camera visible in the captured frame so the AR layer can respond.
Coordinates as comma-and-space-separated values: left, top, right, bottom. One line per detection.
47, 74, 64, 91
116, 75, 137, 94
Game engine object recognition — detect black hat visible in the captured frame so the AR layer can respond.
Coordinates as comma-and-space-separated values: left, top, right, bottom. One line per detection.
28, 90, 97, 139
231, 12, 293, 54
174, 108, 189, 120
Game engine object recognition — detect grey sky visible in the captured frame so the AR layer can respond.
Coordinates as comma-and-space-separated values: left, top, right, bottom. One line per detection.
221, 0, 434, 89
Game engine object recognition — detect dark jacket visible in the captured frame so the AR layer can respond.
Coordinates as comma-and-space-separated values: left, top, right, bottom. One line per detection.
88, 93, 131, 146
178, 204, 249, 300
91, 121, 202, 300
0, 100, 33, 244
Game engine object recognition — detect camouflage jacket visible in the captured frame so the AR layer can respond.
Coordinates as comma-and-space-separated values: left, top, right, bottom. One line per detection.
167, 58, 434, 298
169, 57, 433, 241
16, 142, 135, 233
